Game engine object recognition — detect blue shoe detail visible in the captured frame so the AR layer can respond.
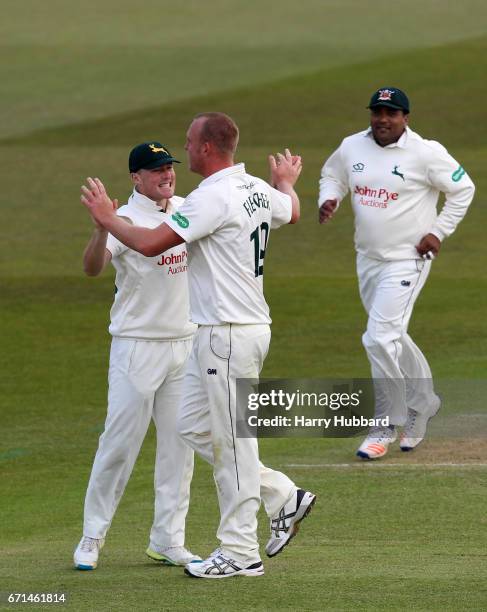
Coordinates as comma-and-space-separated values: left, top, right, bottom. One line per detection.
356, 450, 371, 459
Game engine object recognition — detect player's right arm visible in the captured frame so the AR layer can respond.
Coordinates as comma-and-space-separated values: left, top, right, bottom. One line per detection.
83, 198, 134, 275
318, 146, 349, 224
81, 178, 184, 257
83, 225, 112, 276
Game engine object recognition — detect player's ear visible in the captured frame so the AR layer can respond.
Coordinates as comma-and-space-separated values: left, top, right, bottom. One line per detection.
130, 172, 140, 187
404, 113, 409, 125
202, 141, 212, 156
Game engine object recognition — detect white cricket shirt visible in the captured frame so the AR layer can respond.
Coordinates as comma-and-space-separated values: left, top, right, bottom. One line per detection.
318, 127, 475, 261
106, 189, 196, 340
165, 163, 292, 325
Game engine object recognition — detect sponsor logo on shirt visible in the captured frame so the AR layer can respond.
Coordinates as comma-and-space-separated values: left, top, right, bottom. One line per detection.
157, 250, 188, 275
172, 212, 189, 228
207, 368, 217, 375
242, 192, 270, 218
391, 165, 405, 181
352, 163, 365, 172
237, 181, 257, 190
452, 166, 465, 182
354, 185, 399, 209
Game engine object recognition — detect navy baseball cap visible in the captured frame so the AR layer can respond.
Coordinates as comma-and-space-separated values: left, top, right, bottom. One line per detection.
129, 142, 181, 173
367, 87, 410, 114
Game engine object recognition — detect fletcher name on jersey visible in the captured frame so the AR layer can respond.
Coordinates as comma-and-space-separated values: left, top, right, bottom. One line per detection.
165, 163, 291, 326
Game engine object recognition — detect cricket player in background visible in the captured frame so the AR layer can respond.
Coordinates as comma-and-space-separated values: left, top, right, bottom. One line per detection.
318, 87, 475, 459
80, 112, 316, 579
74, 142, 199, 570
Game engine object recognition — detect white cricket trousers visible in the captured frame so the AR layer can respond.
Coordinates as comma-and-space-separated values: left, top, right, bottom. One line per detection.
177, 324, 296, 564
83, 337, 194, 547
357, 254, 437, 426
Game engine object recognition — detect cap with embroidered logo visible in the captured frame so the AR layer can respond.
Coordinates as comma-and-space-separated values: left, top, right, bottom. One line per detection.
367, 88, 410, 114
129, 142, 181, 173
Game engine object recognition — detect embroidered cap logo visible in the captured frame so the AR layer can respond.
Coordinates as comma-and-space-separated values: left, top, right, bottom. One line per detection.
377, 89, 394, 101
149, 144, 168, 154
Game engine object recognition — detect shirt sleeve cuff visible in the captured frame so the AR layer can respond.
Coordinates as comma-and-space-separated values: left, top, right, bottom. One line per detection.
429, 227, 446, 242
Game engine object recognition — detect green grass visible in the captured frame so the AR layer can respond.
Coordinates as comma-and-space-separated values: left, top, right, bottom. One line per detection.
1, 1, 487, 610
2, 0, 487, 140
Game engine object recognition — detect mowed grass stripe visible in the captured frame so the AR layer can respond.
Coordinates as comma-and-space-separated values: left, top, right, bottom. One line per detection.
2, 0, 487, 140
1, 277, 486, 383
3, 35, 486, 150
1, 459, 486, 610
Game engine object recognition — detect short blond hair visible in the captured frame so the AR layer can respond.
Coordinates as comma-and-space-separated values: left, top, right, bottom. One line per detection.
194, 112, 239, 155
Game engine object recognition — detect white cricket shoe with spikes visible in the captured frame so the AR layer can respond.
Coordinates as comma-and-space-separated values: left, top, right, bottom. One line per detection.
146, 545, 201, 566
184, 550, 264, 579
74, 536, 105, 570
400, 396, 441, 451
356, 426, 397, 459
265, 489, 317, 558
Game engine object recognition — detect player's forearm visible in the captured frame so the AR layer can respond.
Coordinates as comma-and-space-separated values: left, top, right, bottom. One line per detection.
318, 177, 347, 208
103, 215, 184, 257
83, 229, 109, 276
318, 150, 349, 206
100, 214, 163, 256
275, 181, 300, 223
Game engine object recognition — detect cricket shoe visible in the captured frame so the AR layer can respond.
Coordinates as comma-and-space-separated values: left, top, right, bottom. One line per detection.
265, 489, 317, 558
184, 550, 264, 579
356, 426, 397, 460
74, 536, 105, 570
400, 396, 441, 452
146, 545, 202, 566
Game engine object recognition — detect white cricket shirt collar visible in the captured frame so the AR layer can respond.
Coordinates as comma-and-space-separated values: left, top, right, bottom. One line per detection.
198, 163, 246, 188
364, 126, 410, 149
129, 188, 172, 213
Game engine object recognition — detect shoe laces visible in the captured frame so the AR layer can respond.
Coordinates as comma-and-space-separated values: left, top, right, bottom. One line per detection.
271, 507, 292, 536
369, 426, 395, 442
80, 537, 99, 552
406, 411, 417, 429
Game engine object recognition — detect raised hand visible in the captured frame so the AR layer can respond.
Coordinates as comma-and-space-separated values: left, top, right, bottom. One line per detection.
269, 148, 303, 188
81, 177, 118, 229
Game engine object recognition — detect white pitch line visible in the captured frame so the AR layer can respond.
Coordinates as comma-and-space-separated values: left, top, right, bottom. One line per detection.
284, 463, 487, 468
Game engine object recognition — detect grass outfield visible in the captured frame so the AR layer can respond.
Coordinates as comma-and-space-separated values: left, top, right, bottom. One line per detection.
1, 2, 487, 610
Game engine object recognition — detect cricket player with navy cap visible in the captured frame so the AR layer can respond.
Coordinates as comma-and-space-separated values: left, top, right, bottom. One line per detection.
74, 142, 200, 570
318, 87, 475, 459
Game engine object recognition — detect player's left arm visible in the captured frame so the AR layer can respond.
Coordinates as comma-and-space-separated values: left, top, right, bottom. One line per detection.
269, 149, 302, 223
425, 146, 475, 239
81, 177, 183, 256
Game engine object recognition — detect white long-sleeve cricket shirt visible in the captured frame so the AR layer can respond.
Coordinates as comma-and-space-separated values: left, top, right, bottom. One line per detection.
318, 127, 475, 261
